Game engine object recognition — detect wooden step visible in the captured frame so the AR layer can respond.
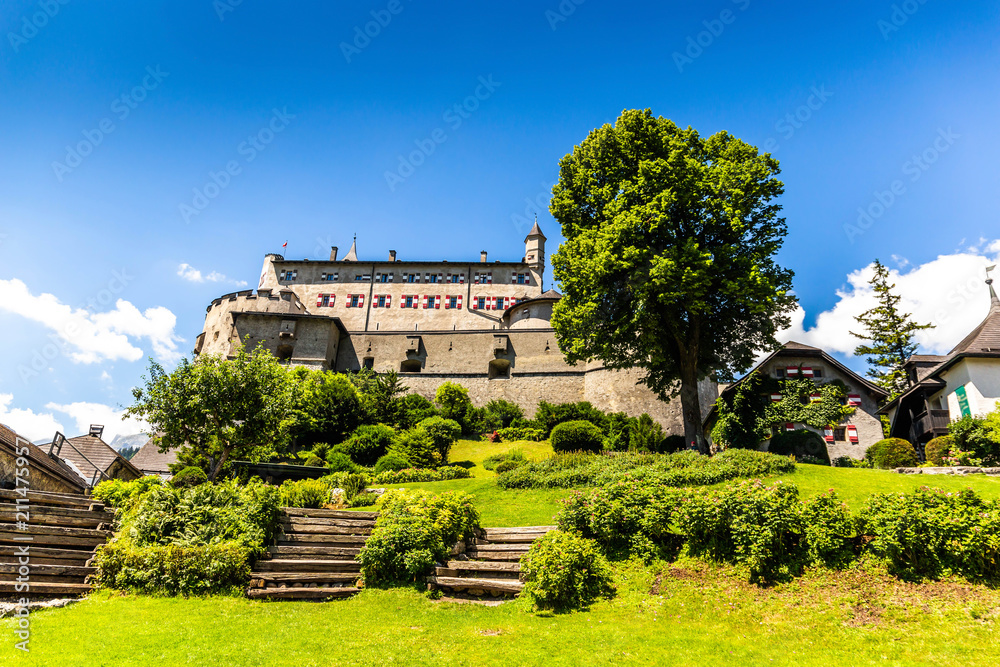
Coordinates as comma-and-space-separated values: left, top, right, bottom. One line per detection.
436, 566, 520, 580
465, 550, 525, 562
0, 524, 112, 548
269, 545, 362, 558
283, 516, 376, 529
0, 581, 92, 596
482, 526, 556, 535
427, 576, 523, 595
0, 502, 114, 520
0, 563, 95, 577
278, 534, 367, 545
446, 560, 520, 573
247, 586, 360, 600
280, 523, 372, 536
253, 559, 361, 573
0, 510, 109, 530
282, 508, 378, 520
0, 489, 102, 510
250, 572, 359, 586
0, 546, 95, 567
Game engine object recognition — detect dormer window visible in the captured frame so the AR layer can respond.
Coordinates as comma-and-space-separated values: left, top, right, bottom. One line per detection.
279, 270, 297, 282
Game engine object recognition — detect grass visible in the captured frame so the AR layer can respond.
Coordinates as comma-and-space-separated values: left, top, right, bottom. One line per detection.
5, 561, 1000, 666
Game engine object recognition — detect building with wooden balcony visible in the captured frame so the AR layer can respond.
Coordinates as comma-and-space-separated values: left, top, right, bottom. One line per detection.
881, 272, 1000, 452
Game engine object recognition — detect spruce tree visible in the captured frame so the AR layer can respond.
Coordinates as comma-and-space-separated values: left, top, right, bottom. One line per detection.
850, 260, 934, 399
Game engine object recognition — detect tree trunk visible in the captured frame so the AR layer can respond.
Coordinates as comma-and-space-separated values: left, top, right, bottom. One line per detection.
209, 445, 234, 482
679, 359, 706, 454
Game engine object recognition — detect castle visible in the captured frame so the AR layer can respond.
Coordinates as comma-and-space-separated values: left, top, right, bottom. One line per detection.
194, 223, 716, 432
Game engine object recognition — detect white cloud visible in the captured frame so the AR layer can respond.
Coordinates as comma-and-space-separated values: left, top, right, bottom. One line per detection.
781, 242, 1000, 356
46, 401, 148, 445
0, 279, 183, 365
0, 394, 64, 443
177, 263, 247, 287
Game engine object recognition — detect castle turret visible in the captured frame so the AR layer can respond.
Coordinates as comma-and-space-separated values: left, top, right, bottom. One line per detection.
524, 218, 546, 291
258, 253, 283, 290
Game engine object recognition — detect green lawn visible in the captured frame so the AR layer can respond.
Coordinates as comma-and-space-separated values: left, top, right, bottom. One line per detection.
6, 561, 999, 666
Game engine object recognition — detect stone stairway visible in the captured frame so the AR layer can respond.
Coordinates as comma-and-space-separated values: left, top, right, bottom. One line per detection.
247, 507, 378, 601
427, 525, 556, 602
0, 489, 114, 598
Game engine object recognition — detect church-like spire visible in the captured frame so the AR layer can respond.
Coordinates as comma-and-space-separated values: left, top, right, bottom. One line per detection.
988, 265, 999, 308
525, 215, 546, 242
343, 235, 358, 262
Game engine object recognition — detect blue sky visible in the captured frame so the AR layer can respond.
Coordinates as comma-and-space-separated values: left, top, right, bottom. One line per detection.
1, 0, 999, 442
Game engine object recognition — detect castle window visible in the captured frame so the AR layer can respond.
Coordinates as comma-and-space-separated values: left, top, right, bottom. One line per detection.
348, 294, 364, 308
512, 273, 528, 285
426, 273, 441, 284
280, 270, 297, 282
374, 294, 391, 308
375, 273, 393, 283
404, 295, 416, 308
321, 272, 339, 282
447, 273, 464, 284
475, 272, 493, 285
775, 368, 785, 379
362, 357, 374, 370
400, 359, 421, 373
404, 273, 419, 283
813, 367, 824, 378
355, 273, 371, 282
476, 297, 486, 310
316, 294, 334, 308
834, 427, 846, 442
445, 295, 462, 309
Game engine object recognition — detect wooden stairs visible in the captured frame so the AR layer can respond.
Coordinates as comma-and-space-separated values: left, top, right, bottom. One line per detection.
427, 526, 556, 602
0, 489, 114, 598
247, 507, 378, 601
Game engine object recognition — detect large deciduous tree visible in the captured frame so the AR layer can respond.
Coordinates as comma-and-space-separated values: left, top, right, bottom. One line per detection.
549, 109, 797, 453
850, 259, 933, 400
125, 342, 294, 481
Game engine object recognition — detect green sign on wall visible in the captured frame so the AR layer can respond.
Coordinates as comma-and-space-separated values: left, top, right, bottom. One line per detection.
955, 386, 972, 418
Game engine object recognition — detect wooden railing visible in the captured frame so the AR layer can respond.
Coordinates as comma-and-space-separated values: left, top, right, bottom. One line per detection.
913, 409, 951, 439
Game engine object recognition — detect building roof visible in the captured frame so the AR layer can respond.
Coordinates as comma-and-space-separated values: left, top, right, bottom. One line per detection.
704, 341, 889, 427
59, 434, 143, 484
949, 281, 1000, 354
129, 438, 178, 475
502, 289, 562, 316
0, 423, 88, 493
342, 238, 358, 262
525, 220, 546, 241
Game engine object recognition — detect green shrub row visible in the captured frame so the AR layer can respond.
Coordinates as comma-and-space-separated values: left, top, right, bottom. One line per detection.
557, 479, 1000, 583
371, 466, 472, 485
495, 426, 545, 442
94, 542, 252, 596
497, 449, 795, 490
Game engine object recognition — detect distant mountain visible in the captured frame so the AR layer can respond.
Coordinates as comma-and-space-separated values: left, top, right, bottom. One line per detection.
118, 446, 140, 460
110, 433, 150, 452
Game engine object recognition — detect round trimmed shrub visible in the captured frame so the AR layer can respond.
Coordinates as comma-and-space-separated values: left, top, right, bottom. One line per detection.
520, 530, 614, 611
925, 435, 954, 466
767, 429, 830, 465
494, 459, 524, 474
374, 452, 411, 474
550, 420, 605, 454
325, 451, 358, 473
169, 466, 208, 488
337, 424, 396, 467
867, 438, 918, 469
303, 455, 324, 468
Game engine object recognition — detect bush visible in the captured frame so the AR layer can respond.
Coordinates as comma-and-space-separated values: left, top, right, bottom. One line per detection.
629, 414, 667, 453
400, 393, 438, 429
372, 466, 472, 485
483, 399, 524, 429
948, 415, 1000, 466
321, 471, 370, 500
925, 435, 954, 466
674, 480, 805, 583
483, 449, 527, 471
494, 459, 524, 474
337, 424, 396, 466
170, 466, 208, 488
374, 452, 411, 474
520, 530, 614, 611
279, 478, 330, 508
860, 487, 1000, 580
767, 429, 830, 465
417, 416, 462, 464
833, 456, 867, 468
496, 426, 545, 442
550, 420, 605, 454
348, 491, 380, 508
358, 490, 479, 583
535, 401, 607, 436
92, 476, 165, 511
435, 382, 474, 433
800, 490, 857, 568
866, 438, 918, 469
324, 451, 359, 473
391, 427, 439, 468
303, 455, 325, 468
94, 542, 252, 596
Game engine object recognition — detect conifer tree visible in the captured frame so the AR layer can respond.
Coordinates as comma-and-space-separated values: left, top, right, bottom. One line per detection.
850, 260, 933, 399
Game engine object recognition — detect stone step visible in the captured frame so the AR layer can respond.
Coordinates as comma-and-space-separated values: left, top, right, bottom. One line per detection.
246, 586, 360, 601
253, 558, 362, 573
427, 576, 523, 595
282, 508, 378, 520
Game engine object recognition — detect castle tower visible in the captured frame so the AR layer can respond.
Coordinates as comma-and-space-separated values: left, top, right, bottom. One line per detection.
258, 253, 283, 290
525, 218, 546, 291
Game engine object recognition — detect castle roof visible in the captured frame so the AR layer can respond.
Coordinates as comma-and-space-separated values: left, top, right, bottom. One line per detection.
129, 437, 178, 476
343, 238, 358, 262
525, 220, 546, 242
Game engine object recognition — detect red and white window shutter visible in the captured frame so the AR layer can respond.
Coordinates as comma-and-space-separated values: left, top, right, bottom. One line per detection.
770, 393, 783, 403
801, 367, 814, 378
456, 295, 463, 309
847, 394, 861, 407
422, 295, 430, 309
444, 295, 452, 309
847, 425, 859, 443
823, 427, 835, 443
385, 295, 391, 307
357, 294, 364, 308
786, 367, 800, 377
434, 295, 442, 309
810, 393, 822, 403
785, 423, 795, 432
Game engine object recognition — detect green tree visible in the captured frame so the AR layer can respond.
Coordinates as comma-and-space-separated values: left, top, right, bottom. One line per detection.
287, 368, 362, 450
434, 382, 473, 429
125, 342, 294, 481
549, 109, 797, 453
710, 371, 771, 450
351, 369, 408, 427
417, 416, 462, 464
851, 259, 934, 399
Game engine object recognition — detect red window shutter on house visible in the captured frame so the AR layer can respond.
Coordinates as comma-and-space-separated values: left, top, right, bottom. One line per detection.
787, 367, 799, 376
358, 294, 364, 308
770, 393, 782, 403
487, 272, 492, 284
316, 295, 323, 308
423, 295, 429, 309
511, 272, 517, 284
435, 296, 441, 309
848, 394, 861, 407
824, 428, 834, 443
785, 423, 795, 432
385, 295, 391, 307
802, 367, 814, 378
457, 295, 463, 309
460, 274, 465, 284
847, 425, 859, 443
810, 393, 821, 403
444, 296, 451, 309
